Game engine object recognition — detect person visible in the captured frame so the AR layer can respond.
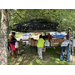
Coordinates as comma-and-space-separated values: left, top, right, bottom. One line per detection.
8, 32, 19, 59
66, 32, 74, 55
60, 32, 71, 62
47, 33, 53, 42
66, 32, 69, 40
37, 35, 45, 60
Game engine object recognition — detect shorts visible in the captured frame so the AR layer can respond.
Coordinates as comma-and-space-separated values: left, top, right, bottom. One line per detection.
10, 43, 17, 51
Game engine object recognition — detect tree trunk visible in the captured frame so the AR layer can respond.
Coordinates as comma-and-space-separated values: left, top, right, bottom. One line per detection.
0, 9, 9, 65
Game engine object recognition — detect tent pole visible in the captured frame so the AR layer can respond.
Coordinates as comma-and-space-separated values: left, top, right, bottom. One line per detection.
71, 31, 74, 65
69, 30, 74, 65
44, 32, 46, 36
69, 29, 71, 65
56, 31, 57, 38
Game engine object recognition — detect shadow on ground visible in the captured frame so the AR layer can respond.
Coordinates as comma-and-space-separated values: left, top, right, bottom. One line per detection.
8, 46, 75, 65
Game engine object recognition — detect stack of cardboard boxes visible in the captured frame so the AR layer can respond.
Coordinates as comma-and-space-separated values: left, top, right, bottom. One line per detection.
29, 37, 64, 47
50, 38, 64, 47
59, 38, 64, 46
29, 38, 33, 46
29, 38, 38, 46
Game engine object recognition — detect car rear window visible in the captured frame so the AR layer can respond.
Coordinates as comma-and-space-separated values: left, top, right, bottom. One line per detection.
23, 34, 29, 36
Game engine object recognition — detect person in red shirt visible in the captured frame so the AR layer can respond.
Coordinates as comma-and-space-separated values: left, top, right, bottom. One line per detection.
66, 32, 69, 40
47, 33, 53, 42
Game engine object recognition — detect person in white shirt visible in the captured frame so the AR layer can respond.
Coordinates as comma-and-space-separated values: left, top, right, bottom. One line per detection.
60, 32, 70, 62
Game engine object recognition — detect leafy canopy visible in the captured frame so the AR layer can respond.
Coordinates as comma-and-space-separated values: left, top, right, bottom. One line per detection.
9, 9, 75, 31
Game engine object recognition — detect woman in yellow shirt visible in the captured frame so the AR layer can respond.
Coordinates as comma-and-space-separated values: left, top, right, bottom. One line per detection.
37, 35, 45, 60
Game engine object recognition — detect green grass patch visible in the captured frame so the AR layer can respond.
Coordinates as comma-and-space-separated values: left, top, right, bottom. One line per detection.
15, 33, 24, 38
8, 46, 75, 65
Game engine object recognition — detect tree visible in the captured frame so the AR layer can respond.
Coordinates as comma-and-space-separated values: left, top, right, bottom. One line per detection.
0, 9, 9, 65
9, 9, 75, 31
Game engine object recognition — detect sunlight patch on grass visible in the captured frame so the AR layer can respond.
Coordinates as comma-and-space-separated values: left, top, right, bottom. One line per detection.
56, 58, 60, 61
12, 60, 16, 64
24, 60, 28, 63
55, 60, 59, 64
51, 57, 55, 59
15, 63, 20, 65
18, 57, 23, 62
30, 62, 33, 65
10, 59, 15, 62
36, 59, 44, 65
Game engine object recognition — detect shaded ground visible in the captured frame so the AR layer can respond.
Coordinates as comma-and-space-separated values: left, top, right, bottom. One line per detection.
8, 46, 75, 65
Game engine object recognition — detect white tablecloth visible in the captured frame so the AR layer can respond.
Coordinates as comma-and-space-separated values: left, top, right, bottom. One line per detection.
45, 40, 50, 47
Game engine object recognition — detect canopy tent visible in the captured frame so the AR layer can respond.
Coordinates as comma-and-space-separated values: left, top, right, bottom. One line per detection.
52, 34, 66, 38
51, 32, 66, 38
9, 19, 75, 65
9, 18, 59, 32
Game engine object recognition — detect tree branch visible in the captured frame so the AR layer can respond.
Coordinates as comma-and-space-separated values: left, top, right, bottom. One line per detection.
14, 11, 25, 21
12, 12, 44, 19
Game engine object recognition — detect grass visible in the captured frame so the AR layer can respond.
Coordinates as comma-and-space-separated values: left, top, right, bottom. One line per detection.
8, 46, 75, 65
8, 31, 75, 65
15, 33, 24, 38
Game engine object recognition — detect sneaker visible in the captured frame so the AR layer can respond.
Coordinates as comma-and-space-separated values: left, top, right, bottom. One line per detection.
67, 60, 70, 62
60, 59, 63, 61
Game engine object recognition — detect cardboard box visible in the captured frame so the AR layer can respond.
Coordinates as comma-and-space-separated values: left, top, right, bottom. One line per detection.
54, 39, 60, 46
42, 47, 46, 52
29, 38, 33, 42
31, 39, 35, 46
50, 41, 55, 46
59, 38, 64, 46
29, 38, 31, 42
29, 38, 33, 46
29, 42, 32, 46
19, 42, 23, 48
50, 39, 54, 46
54, 42, 59, 46
50, 38, 64, 47
34, 40, 38, 46
50, 38, 59, 46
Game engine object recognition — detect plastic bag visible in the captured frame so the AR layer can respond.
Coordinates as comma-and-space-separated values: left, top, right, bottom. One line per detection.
42, 47, 46, 52
44, 40, 50, 47
15, 42, 19, 48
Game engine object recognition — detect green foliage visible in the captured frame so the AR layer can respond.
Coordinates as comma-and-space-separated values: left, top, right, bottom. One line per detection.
9, 9, 75, 31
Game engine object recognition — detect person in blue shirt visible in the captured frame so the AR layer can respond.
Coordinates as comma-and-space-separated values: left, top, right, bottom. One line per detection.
8, 32, 19, 59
